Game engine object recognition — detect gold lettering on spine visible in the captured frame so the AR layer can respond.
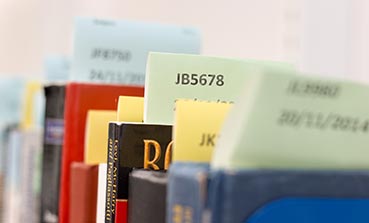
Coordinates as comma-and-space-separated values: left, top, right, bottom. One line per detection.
164, 141, 173, 170
143, 140, 161, 170
172, 204, 193, 223
105, 138, 113, 221
111, 139, 119, 214
172, 204, 183, 223
184, 206, 193, 223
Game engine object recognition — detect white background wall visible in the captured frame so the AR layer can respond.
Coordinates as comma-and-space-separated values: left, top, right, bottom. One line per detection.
1, 0, 369, 82
299, 0, 369, 82
0, 0, 293, 77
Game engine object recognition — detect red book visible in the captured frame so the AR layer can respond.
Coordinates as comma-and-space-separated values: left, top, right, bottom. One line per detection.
115, 201, 128, 223
59, 83, 144, 223
69, 162, 98, 223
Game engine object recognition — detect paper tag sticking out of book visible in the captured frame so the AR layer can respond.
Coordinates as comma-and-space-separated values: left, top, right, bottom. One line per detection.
21, 81, 44, 130
44, 55, 70, 82
173, 100, 232, 162
0, 77, 24, 125
144, 52, 294, 124
70, 17, 201, 85
117, 96, 143, 122
212, 72, 369, 170
85, 110, 117, 164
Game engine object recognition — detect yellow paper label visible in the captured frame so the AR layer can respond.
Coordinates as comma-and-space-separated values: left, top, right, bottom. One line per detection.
85, 110, 117, 164
173, 100, 232, 162
117, 96, 144, 122
21, 81, 42, 130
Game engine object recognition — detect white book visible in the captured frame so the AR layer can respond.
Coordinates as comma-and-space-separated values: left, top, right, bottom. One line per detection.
96, 163, 107, 223
2, 129, 23, 223
20, 128, 43, 223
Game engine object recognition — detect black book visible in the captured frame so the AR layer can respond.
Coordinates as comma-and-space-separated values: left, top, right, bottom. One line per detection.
105, 122, 172, 223
40, 85, 65, 223
128, 169, 167, 223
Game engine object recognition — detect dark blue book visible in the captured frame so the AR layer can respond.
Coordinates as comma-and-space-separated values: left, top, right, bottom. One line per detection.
209, 169, 369, 223
167, 162, 210, 223
168, 162, 369, 223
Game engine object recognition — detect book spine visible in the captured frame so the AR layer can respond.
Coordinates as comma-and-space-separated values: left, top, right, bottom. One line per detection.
96, 163, 107, 223
40, 86, 65, 223
206, 171, 225, 223
20, 130, 43, 223
105, 123, 118, 223
59, 84, 77, 223
114, 200, 128, 223
69, 163, 99, 223
114, 167, 131, 223
166, 162, 210, 223
128, 170, 168, 223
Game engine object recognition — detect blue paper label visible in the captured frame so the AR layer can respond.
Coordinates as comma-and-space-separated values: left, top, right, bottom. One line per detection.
70, 17, 201, 85
45, 118, 64, 145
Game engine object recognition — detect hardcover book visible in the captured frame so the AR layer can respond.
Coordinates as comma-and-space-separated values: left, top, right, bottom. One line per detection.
105, 123, 172, 223
59, 83, 144, 223
0, 124, 18, 222
144, 52, 294, 124
95, 96, 142, 223
71, 17, 201, 85
0, 77, 24, 221
128, 170, 167, 223
96, 163, 107, 223
208, 169, 369, 223
16, 80, 44, 223
20, 128, 43, 223
173, 100, 232, 162
212, 71, 369, 170
2, 129, 23, 223
167, 162, 209, 223
167, 163, 369, 223
84, 110, 117, 164
40, 85, 65, 223
69, 162, 98, 223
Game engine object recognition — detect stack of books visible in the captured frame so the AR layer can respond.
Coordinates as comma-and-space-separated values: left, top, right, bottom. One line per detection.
1, 16, 369, 223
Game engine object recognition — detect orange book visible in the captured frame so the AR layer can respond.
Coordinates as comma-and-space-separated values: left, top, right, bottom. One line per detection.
59, 83, 144, 223
69, 162, 98, 223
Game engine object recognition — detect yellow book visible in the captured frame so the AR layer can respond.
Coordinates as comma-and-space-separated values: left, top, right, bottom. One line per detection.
21, 81, 43, 130
84, 110, 117, 164
172, 100, 232, 162
117, 96, 144, 122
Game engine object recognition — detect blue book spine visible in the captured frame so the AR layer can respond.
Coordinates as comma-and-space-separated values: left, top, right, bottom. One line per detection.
208, 170, 369, 223
166, 162, 209, 223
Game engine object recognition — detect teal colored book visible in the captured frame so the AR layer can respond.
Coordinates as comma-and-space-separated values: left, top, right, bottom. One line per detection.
212, 72, 369, 170
144, 52, 294, 124
0, 77, 24, 211
2, 128, 23, 223
70, 17, 201, 85
0, 124, 18, 222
